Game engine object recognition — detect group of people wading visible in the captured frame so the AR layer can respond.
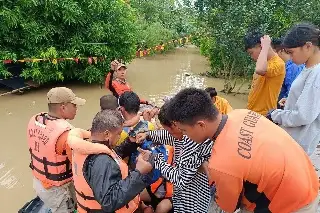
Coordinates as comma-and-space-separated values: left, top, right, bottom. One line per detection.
27, 22, 320, 213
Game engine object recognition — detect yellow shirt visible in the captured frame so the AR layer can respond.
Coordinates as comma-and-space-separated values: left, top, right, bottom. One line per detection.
247, 55, 285, 116
214, 96, 233, 114
116, 120, 155, 146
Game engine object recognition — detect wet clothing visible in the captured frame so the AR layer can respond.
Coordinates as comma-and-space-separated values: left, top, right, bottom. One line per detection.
105, 71, 147, 104
148, 130, 212, 213
271, 63, 320, 156
247, 55, 285, 115
278, 60, 304, 102
208, 109, 318, 213
82, 140, 152, 213
214, 96, 233, 114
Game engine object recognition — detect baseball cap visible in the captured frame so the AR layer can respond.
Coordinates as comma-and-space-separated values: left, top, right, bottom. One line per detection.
116, 63, 127, 71
47, 87, 86, 106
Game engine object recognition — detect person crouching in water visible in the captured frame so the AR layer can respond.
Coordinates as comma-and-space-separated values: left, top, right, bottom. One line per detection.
166, 88, 319, 213
67, 109, 155, 213
205, 87, 233, 114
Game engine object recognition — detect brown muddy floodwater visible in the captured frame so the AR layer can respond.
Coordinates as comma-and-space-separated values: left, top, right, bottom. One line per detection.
0, 46, 247, 212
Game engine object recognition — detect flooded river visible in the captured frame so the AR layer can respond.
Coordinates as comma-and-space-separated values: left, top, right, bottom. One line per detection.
0, 46, 247, 212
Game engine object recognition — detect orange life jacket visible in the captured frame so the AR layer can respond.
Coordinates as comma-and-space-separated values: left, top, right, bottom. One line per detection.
150, 145, 174, 198
208, 109, 318, 213
27, 113, 73, 187
112, 79, 132, 96
71, 141, 140, 213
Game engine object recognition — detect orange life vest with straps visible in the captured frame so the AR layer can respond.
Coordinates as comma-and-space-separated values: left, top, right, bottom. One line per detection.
150, 145, 174, 198
71, 141, 140, 213
27, 113, 73, 187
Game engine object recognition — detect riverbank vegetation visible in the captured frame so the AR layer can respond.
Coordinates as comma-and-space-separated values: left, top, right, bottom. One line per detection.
0, 0, 195, 84
193, 0, 320, 93
2, 0, 319, 89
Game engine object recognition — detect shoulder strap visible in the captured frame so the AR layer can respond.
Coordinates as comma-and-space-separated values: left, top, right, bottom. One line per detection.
212, 115, 228, 141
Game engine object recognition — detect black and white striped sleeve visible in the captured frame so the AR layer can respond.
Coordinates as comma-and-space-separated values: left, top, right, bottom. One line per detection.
148, 129, 175, 146
154, 138, 204, 190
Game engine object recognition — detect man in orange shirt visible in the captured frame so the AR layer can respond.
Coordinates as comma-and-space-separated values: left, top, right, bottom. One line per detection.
245, 32, 285, 116
28, 87, 85, 213
166, 88, 319, 213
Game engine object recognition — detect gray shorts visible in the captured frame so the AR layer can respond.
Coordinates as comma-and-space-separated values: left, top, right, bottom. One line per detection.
33, 177, 76, 213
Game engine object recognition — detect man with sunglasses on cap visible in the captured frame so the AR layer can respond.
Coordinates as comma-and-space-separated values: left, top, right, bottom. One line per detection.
27, 87, 85, 213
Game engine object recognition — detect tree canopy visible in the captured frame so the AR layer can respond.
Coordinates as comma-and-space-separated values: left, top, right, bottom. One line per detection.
0, 0, 195, 84
194, 0, 320, 78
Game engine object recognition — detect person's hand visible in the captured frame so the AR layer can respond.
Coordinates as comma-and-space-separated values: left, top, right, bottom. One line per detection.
266, 109, 275, 122
136, 132, 147, 144
152, 107, 160, 116
278, 98, 287, 107
137, 147, 152, 161
128, 136, 137, 143
110, 60, 119, 71
135, 154, 153, 174
142, 109, 152, 121
261, 35, 272, 49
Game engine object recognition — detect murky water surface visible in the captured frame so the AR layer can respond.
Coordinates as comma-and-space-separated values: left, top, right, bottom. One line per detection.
0, 46, 247, 212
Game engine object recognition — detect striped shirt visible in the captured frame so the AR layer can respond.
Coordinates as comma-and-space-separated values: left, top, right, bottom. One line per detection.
149, 130, 213, 213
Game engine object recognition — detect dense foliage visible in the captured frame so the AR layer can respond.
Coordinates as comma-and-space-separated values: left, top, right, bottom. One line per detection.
0, 0, 137, 84
194, 0, 320, 79
131, 0, 195, 50
0, 0, 195, 84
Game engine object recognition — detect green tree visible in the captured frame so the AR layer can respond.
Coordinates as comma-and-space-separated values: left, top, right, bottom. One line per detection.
194, 0, 320, 81
0, 0, 137, 84
131, 0, 196, 49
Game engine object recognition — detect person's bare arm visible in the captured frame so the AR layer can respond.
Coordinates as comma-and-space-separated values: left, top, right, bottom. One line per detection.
255, 35, 271, 76
67, 128, 112, 155
123, 113, 141, 127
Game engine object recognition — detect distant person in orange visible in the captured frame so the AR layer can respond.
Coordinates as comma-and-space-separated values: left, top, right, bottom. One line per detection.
105, 59, 149, 104
166, 88, 319, 213
245, 32, 285, 115
205, 87, 232, 114
27, 87, 86, 213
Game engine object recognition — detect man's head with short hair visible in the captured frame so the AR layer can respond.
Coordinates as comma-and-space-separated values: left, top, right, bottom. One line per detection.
158, 102, 183, 140
118, 91, 140, 119
272, 37, 291, 62
272, 37, 283, 52
244, 31, 264, 62
205, 87, 217, 102
47, 87, 86, 120
90, 110, 124, 147
167, 88, 220, 143
100, 95, 118, 111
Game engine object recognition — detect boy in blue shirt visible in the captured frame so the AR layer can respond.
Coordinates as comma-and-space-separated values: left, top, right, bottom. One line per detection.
272, 38, 305, 108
